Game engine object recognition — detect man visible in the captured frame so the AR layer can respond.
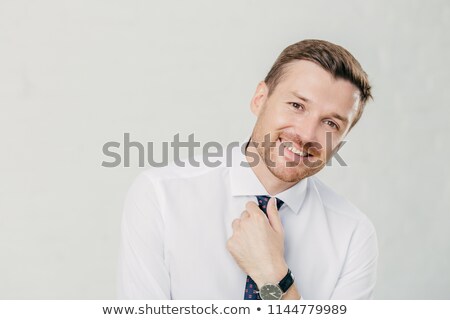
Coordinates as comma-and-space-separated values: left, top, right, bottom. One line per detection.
118, 39, 378, 300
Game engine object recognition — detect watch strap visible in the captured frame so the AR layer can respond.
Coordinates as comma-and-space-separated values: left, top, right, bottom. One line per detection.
278, 269, 294, 293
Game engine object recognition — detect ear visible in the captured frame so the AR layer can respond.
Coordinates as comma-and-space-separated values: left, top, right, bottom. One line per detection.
250, 81, 269, 116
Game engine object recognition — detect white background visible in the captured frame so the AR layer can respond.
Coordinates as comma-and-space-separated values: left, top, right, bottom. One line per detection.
1, 0, 449, 299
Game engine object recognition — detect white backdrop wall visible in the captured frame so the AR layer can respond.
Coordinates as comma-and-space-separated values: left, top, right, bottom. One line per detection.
0, 0, 449, 299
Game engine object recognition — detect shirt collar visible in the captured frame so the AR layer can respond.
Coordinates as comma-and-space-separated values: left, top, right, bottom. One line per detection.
229, 138, 308, 215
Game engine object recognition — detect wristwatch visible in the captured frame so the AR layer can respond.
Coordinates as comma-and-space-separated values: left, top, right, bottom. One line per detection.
257, 269, 295, 300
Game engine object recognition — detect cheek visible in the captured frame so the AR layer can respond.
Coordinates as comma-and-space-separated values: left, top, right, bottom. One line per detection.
258, 108, 287, 131
272, 108, 299, 130
317, 133, 342, 156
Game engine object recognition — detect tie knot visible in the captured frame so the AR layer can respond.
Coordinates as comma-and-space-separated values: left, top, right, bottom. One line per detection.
256, 195, 284, 214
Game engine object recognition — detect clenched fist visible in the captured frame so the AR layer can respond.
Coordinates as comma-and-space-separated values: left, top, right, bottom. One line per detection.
226, 197, 288, 289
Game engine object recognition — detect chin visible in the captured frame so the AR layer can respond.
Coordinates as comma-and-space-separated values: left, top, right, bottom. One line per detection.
268, 166, 311, 183
269, 157, 326, 182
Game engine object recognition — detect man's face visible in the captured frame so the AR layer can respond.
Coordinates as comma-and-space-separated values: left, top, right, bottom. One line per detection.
249, 59, 360, 183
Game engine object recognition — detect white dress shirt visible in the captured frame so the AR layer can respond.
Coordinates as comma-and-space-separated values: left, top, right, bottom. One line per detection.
117, 142, 378, 299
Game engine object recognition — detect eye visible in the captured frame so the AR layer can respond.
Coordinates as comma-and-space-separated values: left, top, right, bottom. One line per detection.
324, 120, 339, 130
289, 102, 304, 110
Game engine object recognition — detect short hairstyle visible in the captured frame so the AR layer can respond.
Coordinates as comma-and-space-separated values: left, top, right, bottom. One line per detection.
264, 39, 372, 129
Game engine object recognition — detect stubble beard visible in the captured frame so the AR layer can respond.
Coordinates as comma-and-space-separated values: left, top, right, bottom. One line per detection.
254, 136, 326, 183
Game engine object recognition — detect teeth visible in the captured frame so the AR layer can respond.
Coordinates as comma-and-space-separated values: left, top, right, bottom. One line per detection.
286, 145, 308, 157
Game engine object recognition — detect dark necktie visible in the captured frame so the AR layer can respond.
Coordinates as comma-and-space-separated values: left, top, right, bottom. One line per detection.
244, 195, 284, 300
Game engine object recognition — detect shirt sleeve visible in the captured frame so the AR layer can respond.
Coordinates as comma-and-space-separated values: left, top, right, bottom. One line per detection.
330, 219, 379, 299
117, 172, 171, 299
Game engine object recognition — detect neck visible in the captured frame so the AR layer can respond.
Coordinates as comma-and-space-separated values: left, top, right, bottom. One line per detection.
245, 143, 297, 196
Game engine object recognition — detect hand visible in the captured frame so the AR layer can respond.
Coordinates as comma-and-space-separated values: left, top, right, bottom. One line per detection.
226, 197, 288, 288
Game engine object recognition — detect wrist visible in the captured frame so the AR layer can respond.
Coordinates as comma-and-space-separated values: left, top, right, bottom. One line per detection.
281, 283, 301, 300
253, 263, 288, 289
257, 268, 295, 300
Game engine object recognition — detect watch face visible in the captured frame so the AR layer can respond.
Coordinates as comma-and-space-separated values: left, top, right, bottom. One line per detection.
259, 284, 283, 300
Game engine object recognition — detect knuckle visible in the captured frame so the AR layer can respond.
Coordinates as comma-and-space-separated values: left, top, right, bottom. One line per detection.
247, 210, 257, 219
245, 201, 257, 211
254, 211, 264, 219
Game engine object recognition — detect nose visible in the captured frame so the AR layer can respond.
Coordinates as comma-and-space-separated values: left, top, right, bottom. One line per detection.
296, 117, 319, 144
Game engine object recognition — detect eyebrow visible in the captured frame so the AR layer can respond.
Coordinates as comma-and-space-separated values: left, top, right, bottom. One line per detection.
290, 91, 349, 126
291, 92, 311, 103
329, 113, 349, 126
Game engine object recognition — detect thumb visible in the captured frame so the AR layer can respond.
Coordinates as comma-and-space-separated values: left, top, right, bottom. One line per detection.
267, 197, 283, 233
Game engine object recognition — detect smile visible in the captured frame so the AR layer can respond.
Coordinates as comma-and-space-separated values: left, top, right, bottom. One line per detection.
278, 138, 314, 159
286, 144, 309, 157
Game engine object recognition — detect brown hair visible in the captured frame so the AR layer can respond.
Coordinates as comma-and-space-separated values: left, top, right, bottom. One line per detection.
264, 39, 372, 129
